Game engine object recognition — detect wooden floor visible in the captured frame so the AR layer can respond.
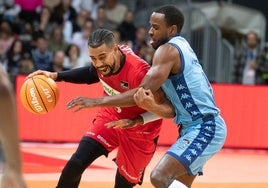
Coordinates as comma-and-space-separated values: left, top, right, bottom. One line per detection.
18, 143, 268, 188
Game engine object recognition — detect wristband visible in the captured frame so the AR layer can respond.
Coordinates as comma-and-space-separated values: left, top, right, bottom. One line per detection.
140, 112, 161, 124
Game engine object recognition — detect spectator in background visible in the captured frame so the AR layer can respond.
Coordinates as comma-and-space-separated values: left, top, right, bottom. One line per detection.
6, 39, 29, 83
93, 5, 115, 30
255, 44, 268, 84
72, 9, 91, 33
72, 0, 103, 21
51, 0, 76, 43
132, 26, 147, 57
0, 0, 14, 22
139, 42, 155, 65
43, 0, 60, 9
72, 18, 94, 64
234, 31, 264, 85
14, 0, 43, 24
104, 0, 127, 29
63, 43, 87, 69
31, 35, 53, 71
0, 21, 14, 70
33, 6, 55, 40
18, 52, 34, 75
117, 10, 136, 42
48, 25, 69, 53
52, 50, 69, 72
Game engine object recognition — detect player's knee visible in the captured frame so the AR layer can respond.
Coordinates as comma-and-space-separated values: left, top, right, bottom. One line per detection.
150, 168, 170, 187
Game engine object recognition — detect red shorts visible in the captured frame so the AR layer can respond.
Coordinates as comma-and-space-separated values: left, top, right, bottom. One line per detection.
85, 110, 162, 184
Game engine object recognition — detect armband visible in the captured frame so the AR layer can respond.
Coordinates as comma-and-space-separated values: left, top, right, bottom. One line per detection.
140, 112, 161, 124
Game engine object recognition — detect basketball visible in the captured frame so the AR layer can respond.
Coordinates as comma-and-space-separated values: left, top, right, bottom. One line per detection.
20, 75, 59, 114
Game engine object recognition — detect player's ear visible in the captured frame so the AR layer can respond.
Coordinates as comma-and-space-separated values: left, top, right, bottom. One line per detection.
113, 44, 118, 52
169, 25, 177, 37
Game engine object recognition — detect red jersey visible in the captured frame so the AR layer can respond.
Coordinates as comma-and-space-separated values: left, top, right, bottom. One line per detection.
95, 45, 162, 138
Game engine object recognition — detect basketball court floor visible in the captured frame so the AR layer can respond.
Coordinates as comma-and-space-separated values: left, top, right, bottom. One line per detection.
12, 142, 268, 188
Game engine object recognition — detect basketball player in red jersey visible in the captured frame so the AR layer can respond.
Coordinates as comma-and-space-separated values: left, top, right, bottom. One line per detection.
27, 29, 174, 188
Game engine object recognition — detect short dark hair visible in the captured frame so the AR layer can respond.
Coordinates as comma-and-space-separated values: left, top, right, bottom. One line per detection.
88, 29, 115, 48
154, 5, 184, 33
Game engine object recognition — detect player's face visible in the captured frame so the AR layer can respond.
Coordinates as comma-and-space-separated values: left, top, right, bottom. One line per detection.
149, 12, 170, 49
89, 44, 117, 77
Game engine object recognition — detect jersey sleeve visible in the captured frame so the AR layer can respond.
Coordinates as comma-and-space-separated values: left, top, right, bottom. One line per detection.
56, 64, 99, 84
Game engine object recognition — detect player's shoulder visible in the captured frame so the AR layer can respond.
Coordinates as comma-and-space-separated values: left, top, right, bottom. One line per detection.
154, 43, 180, 61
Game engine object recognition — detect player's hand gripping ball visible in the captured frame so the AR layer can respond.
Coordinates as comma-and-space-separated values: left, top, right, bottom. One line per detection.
20, 75, 59, 114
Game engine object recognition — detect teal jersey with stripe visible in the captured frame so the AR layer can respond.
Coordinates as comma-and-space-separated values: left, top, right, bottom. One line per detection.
161, 36, 220, 125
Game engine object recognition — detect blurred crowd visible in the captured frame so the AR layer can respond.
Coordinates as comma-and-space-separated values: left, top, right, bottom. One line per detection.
233, 31, 268, 85
0, 0, 154, 86
1, 0, 268, 87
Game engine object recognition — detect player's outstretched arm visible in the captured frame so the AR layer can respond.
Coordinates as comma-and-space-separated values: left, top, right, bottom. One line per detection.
26, 65, 99, 84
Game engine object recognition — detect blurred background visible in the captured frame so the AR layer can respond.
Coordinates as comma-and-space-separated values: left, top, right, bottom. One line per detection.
1, 0, 268, 187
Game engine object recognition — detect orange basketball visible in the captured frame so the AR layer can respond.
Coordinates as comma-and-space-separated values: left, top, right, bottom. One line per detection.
20, 75, 59, 114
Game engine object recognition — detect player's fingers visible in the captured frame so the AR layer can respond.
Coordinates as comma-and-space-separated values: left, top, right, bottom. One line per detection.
105, 121, 122, 128
66, 97, 83, 109
26, 70, 47, 79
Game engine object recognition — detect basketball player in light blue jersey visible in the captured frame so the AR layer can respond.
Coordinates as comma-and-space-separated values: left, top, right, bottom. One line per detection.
65, 5, 227, 188
132, 5, 227, 188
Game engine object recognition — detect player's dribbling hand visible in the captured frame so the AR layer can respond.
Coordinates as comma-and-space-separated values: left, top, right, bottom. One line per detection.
26, 70, 57, 80
67, 97, 98, 112
105, 116, 143, 129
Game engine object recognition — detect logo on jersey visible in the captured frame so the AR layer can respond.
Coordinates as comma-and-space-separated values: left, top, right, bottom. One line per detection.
120, 80, 129, 89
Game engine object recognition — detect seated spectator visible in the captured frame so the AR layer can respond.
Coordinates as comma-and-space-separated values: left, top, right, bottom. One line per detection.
31, 35, 53, 71
43, 0, 60, 10
18, 22, 33, 50
52, 50, 69, 72
72, 9, 91, 33
104, 0, 127, 28
33, 6, 55, 40
0, 22, 14, 70
6, 39, 29, 83
132, 26, 147, 56
47, 25, 69, 53
63, 44, 87, 69
72, 18, 94, 64
72, 0, 103, 21
234, 31, 264, 85
18, 52, 34, 75
0, 0, 13, 18
93, 5, 116, 30
51, 0, 77, 43
15, 0, 43, 24
117, 10, 136, 42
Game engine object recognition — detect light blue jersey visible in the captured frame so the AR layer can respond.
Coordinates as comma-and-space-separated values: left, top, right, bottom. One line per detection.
161, 36, 227, 175
161, 36, 219, 125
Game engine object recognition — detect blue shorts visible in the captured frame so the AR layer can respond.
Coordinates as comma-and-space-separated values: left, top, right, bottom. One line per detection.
166, 115, 227, 175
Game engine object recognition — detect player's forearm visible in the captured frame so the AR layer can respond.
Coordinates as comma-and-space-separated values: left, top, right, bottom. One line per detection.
146, 102, 175, 118
96, 88, 138, 107
56, 65, 99, 84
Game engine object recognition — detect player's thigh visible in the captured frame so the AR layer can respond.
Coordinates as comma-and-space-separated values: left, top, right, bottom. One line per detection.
116, 134, 158, 184
86, 116, 119, 151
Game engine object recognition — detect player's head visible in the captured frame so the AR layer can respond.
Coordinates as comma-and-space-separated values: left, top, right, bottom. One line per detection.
88, 29, 121, 77
149, 5, 184, 49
